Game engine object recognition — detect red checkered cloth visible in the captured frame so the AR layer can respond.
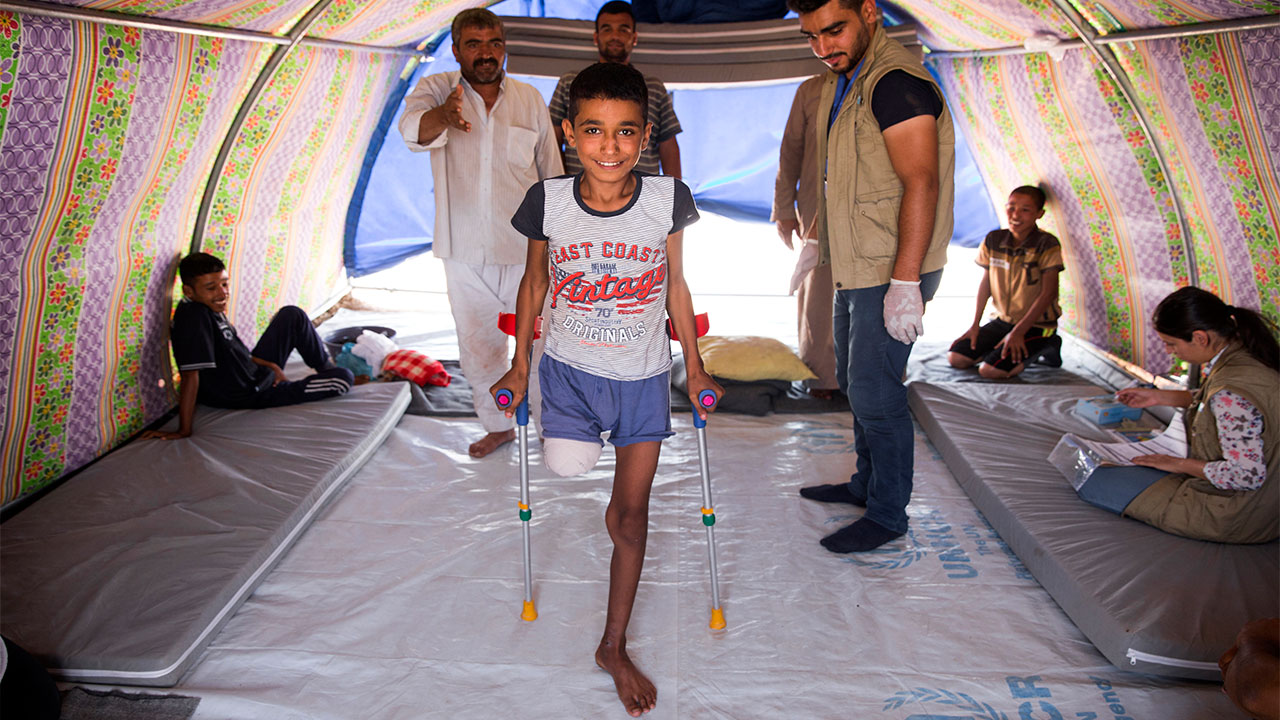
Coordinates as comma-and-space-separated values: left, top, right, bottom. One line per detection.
382, 349, 451, 387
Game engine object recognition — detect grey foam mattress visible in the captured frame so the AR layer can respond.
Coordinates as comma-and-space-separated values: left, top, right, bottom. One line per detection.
1, 382, 409, 686
908, 381, 1279, 680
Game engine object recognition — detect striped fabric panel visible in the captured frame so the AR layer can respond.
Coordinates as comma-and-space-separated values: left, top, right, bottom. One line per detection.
899, 0, 1070, 51
1084, 0, 1280, 28
0, 17, 278, 503
71, 0, 315, 34
0, 12, 74, 501
70, 26, 174, 469
1184, 31, 1280, 325
309, 0, 485, 46
200, 45, 399, 340
295, 49, 400, 311
3, 20, 130, 494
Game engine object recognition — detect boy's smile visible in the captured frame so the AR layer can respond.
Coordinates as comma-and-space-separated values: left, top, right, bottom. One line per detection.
184, 269, 231, 314
565, 98, 651, 183
1005, 191, 1044, 240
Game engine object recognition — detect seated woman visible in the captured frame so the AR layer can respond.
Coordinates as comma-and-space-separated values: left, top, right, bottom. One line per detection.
1075, 286, 1278, 543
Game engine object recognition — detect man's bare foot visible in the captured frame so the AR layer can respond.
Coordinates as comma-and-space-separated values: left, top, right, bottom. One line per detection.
595, 643, 656, 717
469, 429, 515, 458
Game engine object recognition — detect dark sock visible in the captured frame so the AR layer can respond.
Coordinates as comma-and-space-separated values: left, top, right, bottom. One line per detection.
820, 518, 903, 553
1034, 335, 1063, 368
799, 483, 867, 508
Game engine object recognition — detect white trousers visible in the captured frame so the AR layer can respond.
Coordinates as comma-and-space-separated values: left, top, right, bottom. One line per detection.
442, 259, 544, 433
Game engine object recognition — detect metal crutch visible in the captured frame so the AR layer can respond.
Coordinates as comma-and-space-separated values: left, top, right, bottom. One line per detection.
691, 388, 725, 630
495, 388, 537, 622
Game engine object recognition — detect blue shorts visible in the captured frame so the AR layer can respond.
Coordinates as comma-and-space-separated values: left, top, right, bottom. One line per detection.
538, 354, 674, 447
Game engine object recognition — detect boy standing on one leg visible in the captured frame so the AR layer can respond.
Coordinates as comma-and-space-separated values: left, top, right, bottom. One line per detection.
492, 62, 720, 717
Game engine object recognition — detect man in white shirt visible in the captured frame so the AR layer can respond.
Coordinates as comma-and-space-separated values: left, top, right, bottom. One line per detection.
398, 8, 562, 457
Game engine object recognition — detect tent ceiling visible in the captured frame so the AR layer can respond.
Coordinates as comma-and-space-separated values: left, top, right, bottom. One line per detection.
26, 0, 1280, 51
503, 17, 922, 85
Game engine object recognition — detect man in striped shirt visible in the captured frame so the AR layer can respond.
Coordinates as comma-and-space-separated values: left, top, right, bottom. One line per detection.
547, 1, 683, 177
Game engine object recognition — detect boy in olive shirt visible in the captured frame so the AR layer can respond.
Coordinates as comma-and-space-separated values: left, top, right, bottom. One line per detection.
949, 185, 1064, 378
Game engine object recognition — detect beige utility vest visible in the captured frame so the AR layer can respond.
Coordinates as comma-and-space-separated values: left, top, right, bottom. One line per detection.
815, 24, 955, 290
1125, 344, 1280, 543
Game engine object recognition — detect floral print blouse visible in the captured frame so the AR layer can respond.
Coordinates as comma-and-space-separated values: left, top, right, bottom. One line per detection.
1203, 350, 1267, 490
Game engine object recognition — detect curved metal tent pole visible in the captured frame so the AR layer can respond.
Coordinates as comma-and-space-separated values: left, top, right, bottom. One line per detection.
190, 0, 339, 253
927, 15, 1277, 60
1042, 0, 1199, 290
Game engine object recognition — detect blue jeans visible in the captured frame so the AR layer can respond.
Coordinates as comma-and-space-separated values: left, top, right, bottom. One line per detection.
833, 270, 942, 534
1075, 465, 1167, 514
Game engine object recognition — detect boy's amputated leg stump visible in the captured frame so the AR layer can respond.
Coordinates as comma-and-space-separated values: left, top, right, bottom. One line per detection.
597, 440, 661, 717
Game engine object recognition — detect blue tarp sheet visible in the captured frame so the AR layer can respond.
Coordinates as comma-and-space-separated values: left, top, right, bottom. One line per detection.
345, 2, 997, 276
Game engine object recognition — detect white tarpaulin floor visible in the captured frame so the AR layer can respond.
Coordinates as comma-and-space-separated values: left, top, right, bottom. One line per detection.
161, 392, 1235, 719
75, 236, 1239, 718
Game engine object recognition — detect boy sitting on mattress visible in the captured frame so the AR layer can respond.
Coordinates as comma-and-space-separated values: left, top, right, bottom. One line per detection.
948, 185, 1065, 378
142, 252, 354, 440
490, 62, 721, 718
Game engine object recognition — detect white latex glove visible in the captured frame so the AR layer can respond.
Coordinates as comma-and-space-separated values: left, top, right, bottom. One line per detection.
883, 278, 924, 344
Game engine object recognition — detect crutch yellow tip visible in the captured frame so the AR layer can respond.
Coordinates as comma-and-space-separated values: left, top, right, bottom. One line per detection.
709, 608, 725, 630
521, 600, 538, 622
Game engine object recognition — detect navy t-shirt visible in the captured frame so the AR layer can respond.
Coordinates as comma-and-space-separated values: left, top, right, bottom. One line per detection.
170, 300, 271, 405
870, 70, 943, 130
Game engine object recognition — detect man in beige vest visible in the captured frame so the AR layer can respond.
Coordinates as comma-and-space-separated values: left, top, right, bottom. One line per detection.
773, 74, 839, 397
789, 0, 956, 552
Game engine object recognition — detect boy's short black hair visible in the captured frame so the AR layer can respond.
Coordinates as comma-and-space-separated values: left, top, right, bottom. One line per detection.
1010, 185, 1047, 210
568, 62, 648, 125
786, 0, 866, 13
595, 1, 635, 28
451, 7, 503, 45
179, 252, 226, 287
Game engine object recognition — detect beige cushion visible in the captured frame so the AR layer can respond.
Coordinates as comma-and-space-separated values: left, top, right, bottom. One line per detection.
696, 336, 817, 382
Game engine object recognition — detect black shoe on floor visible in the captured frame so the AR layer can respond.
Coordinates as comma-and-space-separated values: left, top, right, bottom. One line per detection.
799, 483, 867, 508
1032, 334, 1063, 368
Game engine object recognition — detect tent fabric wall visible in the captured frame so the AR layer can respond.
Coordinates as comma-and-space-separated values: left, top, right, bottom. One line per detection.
46, 0, 318, 33
932, 25, 1278, 372
0, 11, 401, 502
1, 16, 269, 499
305, 0, 489, 45
1, 0, 1277, 504
199, 44, 401, 329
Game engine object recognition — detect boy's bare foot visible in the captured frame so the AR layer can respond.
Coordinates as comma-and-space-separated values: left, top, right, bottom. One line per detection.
469, 429, 515, 458
595, 643, 656, 717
